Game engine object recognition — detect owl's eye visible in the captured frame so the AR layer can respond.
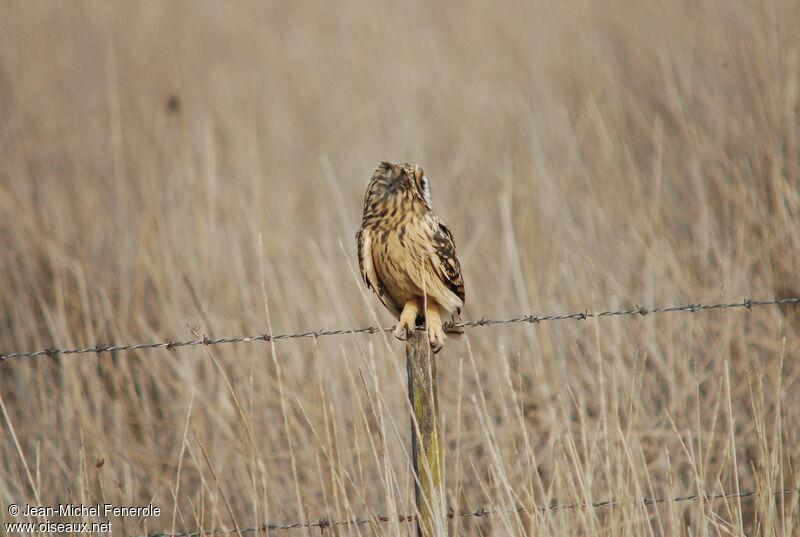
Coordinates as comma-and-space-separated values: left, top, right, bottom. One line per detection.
420, 176, 427, 189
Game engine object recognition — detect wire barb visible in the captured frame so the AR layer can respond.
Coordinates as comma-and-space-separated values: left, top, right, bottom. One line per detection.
1, 297, 798, 362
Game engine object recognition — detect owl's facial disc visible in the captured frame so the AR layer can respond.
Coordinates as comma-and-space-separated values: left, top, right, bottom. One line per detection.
412, 165, 432, 206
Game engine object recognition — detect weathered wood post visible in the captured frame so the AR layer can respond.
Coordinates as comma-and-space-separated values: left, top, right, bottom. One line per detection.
406, 330, 446, 537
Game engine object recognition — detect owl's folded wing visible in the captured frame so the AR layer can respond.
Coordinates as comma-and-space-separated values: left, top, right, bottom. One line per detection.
431, 221, 465, 312
356, 227, 402, 318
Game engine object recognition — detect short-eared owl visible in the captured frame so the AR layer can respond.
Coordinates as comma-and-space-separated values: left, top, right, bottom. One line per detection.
356, 162, 465, 352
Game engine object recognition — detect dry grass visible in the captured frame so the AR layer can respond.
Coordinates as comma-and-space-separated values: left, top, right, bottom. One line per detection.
1, 1, 799, 535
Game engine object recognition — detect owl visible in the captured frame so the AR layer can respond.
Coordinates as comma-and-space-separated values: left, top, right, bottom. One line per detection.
356, 161, 465, 352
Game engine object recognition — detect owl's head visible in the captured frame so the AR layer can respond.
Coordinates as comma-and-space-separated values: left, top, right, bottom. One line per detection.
364, 161, 432, 209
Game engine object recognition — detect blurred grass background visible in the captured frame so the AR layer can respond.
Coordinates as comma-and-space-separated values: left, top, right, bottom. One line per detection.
1, 1, 799, 535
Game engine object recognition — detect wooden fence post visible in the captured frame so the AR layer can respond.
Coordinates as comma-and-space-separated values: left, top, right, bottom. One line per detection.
406, 330, 446, 537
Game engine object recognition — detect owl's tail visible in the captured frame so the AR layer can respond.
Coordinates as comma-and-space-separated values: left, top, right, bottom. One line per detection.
445, 314, 465, 340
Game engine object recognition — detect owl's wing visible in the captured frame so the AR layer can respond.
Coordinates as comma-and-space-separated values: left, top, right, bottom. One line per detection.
356, 226, 402, 318
431, 221, 465, 311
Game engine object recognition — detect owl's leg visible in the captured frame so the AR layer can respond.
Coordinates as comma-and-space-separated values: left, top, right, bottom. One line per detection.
424, 301, 446, 353
394, 298, 422, 341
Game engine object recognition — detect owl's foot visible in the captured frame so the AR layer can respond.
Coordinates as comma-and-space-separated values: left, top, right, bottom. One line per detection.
428, 325, 446, 353
394, 299, 422, 341
425, 301, 446, 353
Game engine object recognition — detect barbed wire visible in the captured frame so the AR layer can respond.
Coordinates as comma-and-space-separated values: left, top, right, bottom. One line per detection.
138, 488, 794, 537
1, 297, 798, 363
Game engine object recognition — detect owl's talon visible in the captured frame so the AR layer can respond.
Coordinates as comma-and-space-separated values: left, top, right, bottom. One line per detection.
427, 324, 446, 352
393, 322, 412, 341
395, 299, 422, 341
